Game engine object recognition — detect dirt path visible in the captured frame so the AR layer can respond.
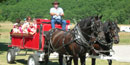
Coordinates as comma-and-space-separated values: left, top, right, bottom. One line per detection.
49, 45, 130, 62
113, 45, 130, 62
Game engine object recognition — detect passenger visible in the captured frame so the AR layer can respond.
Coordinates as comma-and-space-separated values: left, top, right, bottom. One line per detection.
25, 16, 32, 23
32, 18, 37, 28
27, 18, 37, 35
50, 1, 66, 30
13, 18, 22, 33
22, 16, 32, 33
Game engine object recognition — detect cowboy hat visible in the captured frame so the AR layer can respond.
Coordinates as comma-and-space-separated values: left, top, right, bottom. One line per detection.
52, 1, 60, 5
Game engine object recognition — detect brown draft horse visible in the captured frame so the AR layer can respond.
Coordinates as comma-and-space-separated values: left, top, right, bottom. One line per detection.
44, 16, 106, 65
90, 21, 120, 65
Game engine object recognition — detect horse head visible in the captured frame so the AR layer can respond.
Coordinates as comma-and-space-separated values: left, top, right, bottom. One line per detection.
107, 21, 120, 44
90, 16, 106, 44
78, 16, 106, 44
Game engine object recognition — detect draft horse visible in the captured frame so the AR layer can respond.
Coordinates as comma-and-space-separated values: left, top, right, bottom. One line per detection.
44, 16, 106, 65
90, 21, 120, 65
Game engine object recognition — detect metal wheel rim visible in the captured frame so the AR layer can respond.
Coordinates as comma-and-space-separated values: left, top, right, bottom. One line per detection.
28, 58, 35, 65
7, 52, 11, 62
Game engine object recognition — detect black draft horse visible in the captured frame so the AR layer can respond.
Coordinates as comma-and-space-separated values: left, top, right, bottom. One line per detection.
44, 16, 106, 65
90, 20, 120, 65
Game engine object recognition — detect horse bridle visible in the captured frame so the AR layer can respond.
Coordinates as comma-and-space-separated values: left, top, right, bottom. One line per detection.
92, 23, 119, 55
73, 22, 100, 48
92, 26, 114, 51
96, 22, 118, 47
106, 24, 119, 44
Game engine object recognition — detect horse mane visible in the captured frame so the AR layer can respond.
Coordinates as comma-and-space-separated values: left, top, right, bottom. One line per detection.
103, 21, 109, 33
78, 16, 93, 29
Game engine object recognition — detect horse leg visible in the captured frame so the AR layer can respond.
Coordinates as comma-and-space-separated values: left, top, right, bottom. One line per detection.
107, 59, 112, 65
67, 57, 73, 65
44, 47, 50, 65
92, 58, 96, 65
80, 55, 86, 65
73, 56, 78, 65
59, 54, 63, 65
44, 53, 50, 65
59, 54, 73, 65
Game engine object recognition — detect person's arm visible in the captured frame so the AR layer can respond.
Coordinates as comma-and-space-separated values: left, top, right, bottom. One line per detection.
60, 13, 64, 16
59, 8, 64, 16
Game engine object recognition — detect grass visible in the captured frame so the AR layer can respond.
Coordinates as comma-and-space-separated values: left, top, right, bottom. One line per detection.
0, 21, 130, 65
118, 32, 130, 45
0, 51, 130, 65
0, 22, 13, 43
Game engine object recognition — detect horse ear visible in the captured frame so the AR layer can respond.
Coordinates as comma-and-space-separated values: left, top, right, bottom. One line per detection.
106, 22, 111, 33
99, 15, 103, 19
108, 21, 112, 25
95, 16, 99, 20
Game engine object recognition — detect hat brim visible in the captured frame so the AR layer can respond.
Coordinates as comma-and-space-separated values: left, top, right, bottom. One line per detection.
52, 3, 60, 5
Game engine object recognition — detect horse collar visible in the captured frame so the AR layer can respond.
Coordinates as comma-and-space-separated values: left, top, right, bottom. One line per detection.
74, 25, 90, 46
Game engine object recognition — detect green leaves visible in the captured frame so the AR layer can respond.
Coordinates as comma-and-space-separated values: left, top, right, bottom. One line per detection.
0, 0, 129, 24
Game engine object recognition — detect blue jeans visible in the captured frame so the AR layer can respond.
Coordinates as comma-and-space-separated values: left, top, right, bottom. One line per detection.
51, 19, 66, 30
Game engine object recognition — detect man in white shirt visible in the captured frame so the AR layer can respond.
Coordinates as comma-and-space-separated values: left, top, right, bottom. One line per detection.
50, 1, 66, 30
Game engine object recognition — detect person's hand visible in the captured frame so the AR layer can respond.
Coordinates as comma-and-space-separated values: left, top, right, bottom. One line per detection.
55, 14, 59, 16
59, 13, 62, 16
59, 13, 64, 16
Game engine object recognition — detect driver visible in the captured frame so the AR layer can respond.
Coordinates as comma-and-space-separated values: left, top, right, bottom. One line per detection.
50, 1, 66, 30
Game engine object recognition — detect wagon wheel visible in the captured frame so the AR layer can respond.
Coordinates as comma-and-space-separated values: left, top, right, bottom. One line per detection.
6, 49, 16, 63
28, 54, 40, 65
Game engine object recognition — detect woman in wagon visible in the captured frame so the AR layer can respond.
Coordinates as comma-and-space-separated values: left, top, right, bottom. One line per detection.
22, 16, 31, 33
22, 16, 37, 34
50, 1, 66, 30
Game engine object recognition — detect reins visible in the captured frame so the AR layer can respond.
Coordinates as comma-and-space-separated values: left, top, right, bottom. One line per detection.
91, 23, 119, 55
48, 29, 76, 52
73, 24, 94, 47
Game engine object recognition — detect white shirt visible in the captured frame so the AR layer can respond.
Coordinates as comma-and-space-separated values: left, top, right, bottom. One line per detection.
50, 7, 64, 19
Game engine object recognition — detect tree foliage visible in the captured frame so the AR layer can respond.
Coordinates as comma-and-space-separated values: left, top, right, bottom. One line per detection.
0, 0, 129, 24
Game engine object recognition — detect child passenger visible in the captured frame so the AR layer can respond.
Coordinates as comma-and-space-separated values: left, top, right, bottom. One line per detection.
27, 19, 37, 35
22, 17, 37, 35
22, 16, 31, 33
13, 18, 22, 33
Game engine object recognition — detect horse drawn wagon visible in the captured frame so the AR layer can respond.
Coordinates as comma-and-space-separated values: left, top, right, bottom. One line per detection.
6, 19, 70, 65
6, 16, 120, 65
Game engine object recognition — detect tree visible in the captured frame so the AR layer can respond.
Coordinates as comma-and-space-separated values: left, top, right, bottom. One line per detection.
0, 0, 129, 24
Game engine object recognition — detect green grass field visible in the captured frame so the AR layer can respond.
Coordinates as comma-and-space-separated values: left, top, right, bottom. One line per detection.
0, 51, 130, 65
0, 22, 130, 65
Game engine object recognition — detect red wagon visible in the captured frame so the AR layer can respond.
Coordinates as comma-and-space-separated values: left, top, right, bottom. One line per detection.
7, 19, 70, 65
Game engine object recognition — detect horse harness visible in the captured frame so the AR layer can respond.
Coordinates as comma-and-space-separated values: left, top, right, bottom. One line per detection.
48, 29, 76, 54
91, 24, 117, 56
47, 23, 115, 56
73, 23, 115, 56
47, 25, 94, 55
